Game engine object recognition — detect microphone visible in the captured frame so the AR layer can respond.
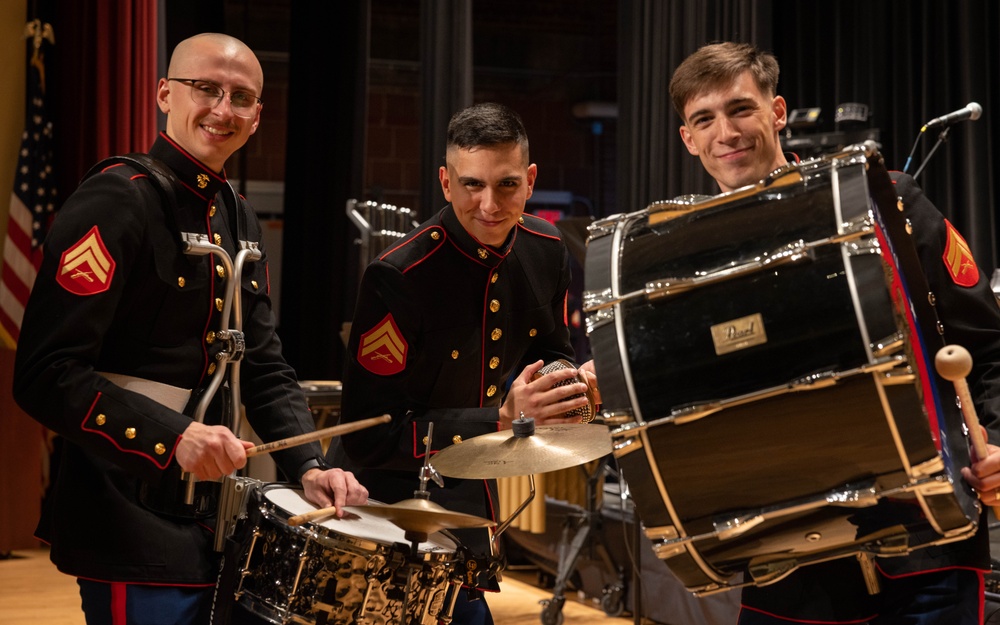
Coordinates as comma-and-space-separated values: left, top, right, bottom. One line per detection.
922, 102, 983, 131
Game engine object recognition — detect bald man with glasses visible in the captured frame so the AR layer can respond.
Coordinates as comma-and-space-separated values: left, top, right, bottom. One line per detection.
14, 32, 367, 625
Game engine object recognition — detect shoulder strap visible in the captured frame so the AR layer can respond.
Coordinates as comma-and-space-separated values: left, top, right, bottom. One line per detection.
83, 153, 183, 246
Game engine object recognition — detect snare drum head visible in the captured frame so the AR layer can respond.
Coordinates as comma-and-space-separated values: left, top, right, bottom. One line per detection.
263, 487, 457, 554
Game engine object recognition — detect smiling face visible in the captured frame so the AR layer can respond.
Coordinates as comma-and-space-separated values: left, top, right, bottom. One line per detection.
439, 142, 536, 247
156, 34, 263, 172
678, 71, 787, 192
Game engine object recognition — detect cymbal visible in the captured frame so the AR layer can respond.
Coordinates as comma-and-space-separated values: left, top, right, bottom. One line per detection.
344, 498, 496, 536
430, 423, 612, 479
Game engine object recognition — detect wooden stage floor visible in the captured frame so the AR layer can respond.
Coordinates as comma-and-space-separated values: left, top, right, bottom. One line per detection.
0, 548, 635, 625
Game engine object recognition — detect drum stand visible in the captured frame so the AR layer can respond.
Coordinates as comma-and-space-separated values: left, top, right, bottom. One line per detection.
179, 232, 263, 551
540, 454, 627, 625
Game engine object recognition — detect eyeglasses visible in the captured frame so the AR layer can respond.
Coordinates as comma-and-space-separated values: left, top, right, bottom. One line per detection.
167, 78, 262, 118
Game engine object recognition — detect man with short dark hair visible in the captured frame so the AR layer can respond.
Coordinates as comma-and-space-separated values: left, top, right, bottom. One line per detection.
337, 101, 597, 624
668, 41, 1000, 625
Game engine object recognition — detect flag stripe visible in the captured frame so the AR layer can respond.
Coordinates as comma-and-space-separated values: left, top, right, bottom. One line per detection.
0, 44, 59, 345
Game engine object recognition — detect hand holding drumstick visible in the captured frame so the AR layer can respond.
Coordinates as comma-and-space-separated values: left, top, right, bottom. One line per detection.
936, 345, 1000, 517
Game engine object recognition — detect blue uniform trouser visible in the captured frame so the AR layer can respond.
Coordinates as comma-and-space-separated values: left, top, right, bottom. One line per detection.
78, 579, 214, 625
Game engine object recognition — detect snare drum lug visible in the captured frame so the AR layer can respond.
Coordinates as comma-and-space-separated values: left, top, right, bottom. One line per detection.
644, 525, 679, 541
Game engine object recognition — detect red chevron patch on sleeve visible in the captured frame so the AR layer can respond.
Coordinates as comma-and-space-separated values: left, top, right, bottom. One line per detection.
942, 220, 979, 288
56, 225, 116, 295
358, 313, 408, 375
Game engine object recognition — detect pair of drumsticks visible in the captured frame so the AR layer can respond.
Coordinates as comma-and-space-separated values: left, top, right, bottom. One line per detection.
246, 414, 390, 526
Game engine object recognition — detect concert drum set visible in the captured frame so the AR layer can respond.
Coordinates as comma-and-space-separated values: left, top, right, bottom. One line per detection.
208, 143, 987, 624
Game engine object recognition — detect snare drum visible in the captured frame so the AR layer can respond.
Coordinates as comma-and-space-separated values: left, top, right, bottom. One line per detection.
220, 484, 460, 625
584, 145, 979, 593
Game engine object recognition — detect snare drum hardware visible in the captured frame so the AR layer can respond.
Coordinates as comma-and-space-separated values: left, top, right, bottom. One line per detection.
584, 144, 980, 593
219, 485, 462, 625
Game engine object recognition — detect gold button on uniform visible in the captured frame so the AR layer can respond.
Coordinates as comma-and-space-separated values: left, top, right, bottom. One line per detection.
251, 280, 259, 290
207, 363, 217, 376
422, 436, 429, 446
177, 277, 186, 288
206, 331, 216, 345
477, 248, 488, 259
452, 435, 463, 444
216, 298, 224, 312
96, 414, 106, 426
489, 356, 500, 369
125, 428, 136, 439
451, 350, 459, 359
216, 265, 226, 279
491, 274, 498, 284
491, 328, 502, 341
154, 443, 166, 455
431, 231, 441, 240
518, 216, 525, 224
213, 233, 223, 246
489, 299, 500, 313
486, 385, 497, 397
210, 204, 217, 217
529, 328, 537, 337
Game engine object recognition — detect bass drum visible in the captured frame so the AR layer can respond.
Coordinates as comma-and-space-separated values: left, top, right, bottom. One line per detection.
583, 145, 979, 593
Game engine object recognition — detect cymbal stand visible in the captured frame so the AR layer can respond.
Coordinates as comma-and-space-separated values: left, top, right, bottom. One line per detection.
179, 233, 261, 507
540, 454, 626, 625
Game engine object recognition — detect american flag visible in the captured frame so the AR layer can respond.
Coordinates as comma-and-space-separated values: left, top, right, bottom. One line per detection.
0, 21, 58, 347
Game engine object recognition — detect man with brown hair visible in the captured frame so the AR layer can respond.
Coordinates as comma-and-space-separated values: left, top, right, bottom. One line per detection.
667, 41, 1000, 624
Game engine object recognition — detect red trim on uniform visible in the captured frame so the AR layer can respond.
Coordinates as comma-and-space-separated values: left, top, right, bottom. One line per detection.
518, 214, 563, 242
75, 574, 216, 589
110, 582, 127, 625
129, 173, 148, 182
79, 392, 177, 469
380, 226, 446, 271
159, 132, 227, 183
562, 291, 568, 327
100, 162, 129, 174
737, 605, 872, 624
874, 562, 988, 579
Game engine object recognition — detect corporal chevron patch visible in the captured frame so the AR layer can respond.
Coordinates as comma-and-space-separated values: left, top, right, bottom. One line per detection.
358, 313, 408, 375
56, 225, 116, 295
942, 219, 979, 288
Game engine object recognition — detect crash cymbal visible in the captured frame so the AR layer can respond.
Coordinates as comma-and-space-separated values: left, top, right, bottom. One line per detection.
344, 498, 496, 536
430, 422, 612, 479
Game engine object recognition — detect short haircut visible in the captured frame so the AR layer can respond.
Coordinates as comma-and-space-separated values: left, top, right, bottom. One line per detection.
669, 42, 780, 120
446, 102, 529, 159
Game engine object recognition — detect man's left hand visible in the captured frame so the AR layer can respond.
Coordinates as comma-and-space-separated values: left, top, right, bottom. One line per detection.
300, 467, 369, 517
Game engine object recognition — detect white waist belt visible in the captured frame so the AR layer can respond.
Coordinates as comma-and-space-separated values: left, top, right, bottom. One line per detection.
98, 372, 192, 413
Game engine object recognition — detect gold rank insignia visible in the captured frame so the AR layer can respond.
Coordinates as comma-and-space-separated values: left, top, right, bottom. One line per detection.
358, 313, 408, 375
56, 225, 116, 295
942, 219, 979, 287
196, 173, 209, 189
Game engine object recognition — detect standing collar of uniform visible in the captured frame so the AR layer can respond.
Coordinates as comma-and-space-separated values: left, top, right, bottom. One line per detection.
440, 204, 517, 268
148, 132, 229, 203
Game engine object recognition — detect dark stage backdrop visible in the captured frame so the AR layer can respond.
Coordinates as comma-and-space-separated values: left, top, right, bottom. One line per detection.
618, 0, 1000, 270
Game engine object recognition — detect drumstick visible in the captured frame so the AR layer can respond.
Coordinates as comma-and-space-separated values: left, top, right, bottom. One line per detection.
934, 345, 1000, 517
288, 505, 338, 527
246, 414, 391, 458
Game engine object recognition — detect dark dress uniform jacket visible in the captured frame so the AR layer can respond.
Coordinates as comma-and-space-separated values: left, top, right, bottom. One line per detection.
337, 206, 576, 570
740, 172, 1000, 622
13, 133, 325, 585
